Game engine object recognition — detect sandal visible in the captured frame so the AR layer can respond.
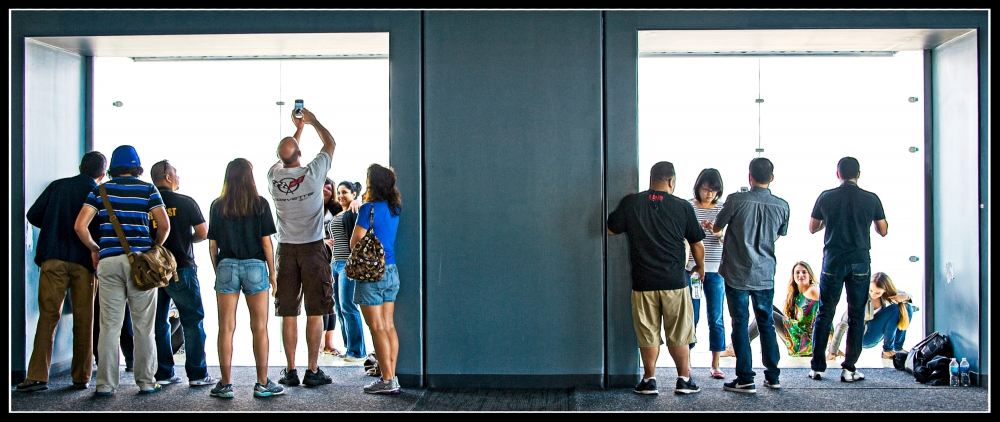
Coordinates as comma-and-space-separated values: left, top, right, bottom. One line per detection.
881, 350, 896, 359
323, 348, 344, 356
710, 368, 725, 379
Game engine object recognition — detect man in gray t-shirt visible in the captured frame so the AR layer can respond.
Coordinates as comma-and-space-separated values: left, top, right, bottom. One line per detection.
709, 157, 789, 394
267, 107, 337, 387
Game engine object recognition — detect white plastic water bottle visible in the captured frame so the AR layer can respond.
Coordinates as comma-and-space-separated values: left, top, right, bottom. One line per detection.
691, 273, 703, 300
960, 358, 971, 386
949, 358, 960, 386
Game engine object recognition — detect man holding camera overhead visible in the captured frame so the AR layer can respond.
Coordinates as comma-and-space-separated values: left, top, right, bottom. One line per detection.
268, 107, 338, 388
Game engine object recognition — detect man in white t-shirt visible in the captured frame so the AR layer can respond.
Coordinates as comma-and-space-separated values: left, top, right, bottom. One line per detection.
267, 108, 337, 388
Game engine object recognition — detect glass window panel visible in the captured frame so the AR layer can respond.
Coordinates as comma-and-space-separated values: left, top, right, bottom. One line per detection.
93, 56, 389, 366
638, 52, 925, 366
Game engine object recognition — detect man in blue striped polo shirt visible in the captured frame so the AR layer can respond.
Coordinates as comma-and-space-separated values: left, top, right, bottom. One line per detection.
74, 145, 171, 397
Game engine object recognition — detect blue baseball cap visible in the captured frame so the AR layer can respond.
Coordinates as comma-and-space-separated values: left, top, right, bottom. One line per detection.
110, 145, 141, 168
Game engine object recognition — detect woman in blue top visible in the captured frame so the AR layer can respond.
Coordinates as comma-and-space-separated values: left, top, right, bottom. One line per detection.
351, 164, 402, 394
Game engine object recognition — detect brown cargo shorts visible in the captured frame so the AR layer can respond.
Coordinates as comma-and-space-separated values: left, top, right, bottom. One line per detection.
274, 240, 335, 316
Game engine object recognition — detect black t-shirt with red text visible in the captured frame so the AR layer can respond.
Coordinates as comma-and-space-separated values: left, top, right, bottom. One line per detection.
149, 187, 206, 269
608, 190, 706, 291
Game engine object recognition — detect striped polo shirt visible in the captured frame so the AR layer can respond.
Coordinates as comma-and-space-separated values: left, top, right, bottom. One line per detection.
83, 176, 165, 259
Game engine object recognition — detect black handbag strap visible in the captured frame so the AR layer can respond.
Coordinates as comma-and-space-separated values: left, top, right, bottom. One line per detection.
99, 184, 132, 255
367, 203, 375, 234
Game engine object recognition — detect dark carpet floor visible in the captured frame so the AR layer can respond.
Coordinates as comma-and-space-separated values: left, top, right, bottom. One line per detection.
9, 366, 989, 412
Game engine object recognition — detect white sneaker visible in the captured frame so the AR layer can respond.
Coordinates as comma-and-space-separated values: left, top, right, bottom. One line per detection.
189, 375, 217, 386
841, 369, 865, 382
808, 370, 823, 380
343, 355, 367, 363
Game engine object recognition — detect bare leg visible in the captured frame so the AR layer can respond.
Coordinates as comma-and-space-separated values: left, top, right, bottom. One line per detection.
305, 315, 323, 372
639, 346, 659, 379
216, 292, 240, 384
667, 345, 690, 378
711, 351, 722, 372
282, 316, 297, 370
245, 290, 270, 385
361, 303, 398, 379
323, 330, 335, 352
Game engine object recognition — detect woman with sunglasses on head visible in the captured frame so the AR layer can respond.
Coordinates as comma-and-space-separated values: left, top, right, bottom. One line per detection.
207, 158, 283, 398
826, 271, 914, 361
324, 178, 368, 363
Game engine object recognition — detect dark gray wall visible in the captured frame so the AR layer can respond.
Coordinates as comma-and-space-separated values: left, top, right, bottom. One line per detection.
422, 11, 605, 388
931, 31, 983, 375
15, 40, 88, 380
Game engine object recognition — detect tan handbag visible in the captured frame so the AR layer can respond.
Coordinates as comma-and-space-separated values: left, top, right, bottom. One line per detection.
344, 204, 386, 282
99, 184, 177, 290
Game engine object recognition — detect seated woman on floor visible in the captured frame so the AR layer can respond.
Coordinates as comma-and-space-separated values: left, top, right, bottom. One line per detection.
722, 261, 821, 357
826, 271, 915, 360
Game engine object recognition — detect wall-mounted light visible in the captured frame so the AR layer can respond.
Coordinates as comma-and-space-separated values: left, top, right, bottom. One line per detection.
112, 101, 123, 107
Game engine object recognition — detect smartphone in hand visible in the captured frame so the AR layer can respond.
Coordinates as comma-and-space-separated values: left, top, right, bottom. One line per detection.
294, 99, 304, 117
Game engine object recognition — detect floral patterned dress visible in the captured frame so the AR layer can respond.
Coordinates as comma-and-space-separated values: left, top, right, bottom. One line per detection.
782, 294, 820, 357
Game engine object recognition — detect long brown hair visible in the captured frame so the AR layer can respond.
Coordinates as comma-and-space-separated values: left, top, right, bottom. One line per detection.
784, 261, 817, 318
872, 272, 910, 330
214, 158, 265, 219
362, 164, 401, 217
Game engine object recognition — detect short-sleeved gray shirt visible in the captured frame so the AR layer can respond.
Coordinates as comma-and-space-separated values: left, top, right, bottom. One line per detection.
714, 186, 790, 290
267, 151, 332, 244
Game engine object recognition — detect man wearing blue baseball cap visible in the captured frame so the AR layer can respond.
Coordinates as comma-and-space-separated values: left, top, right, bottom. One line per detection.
75, 145, 172, 397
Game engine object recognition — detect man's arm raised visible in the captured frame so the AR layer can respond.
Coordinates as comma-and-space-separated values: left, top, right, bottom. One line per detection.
297, 107, 336, 159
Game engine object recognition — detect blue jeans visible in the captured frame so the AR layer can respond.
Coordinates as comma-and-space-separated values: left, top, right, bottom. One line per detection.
725, 285, 781, 384
864, 303, 913, 352
810, 262, 870, 372
154, 267, 208, 381
686, 271, 726, 352
333, 260, 367, 358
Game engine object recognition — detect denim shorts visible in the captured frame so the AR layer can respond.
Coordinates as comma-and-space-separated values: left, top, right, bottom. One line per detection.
354, 264, 399, 306
215, 258, 269, 296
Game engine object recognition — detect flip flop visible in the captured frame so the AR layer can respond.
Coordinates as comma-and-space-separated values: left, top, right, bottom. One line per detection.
710, 368, 725, 379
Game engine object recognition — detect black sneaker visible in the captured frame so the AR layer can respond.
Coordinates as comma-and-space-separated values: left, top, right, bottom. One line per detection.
16, 380, 48, 392
278, 368, 299, 387
633, 378, 658, 395
303, 368, 332, 387
675, 377, 701, 394
723, 379, 756, 394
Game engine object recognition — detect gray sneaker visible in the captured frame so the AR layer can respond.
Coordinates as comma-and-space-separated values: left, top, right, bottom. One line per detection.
210, 381, 234, 398
363, 376, 401, 394
253, 379, 285, 397
156, 375, 183, 385
189, 375, 217, 386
